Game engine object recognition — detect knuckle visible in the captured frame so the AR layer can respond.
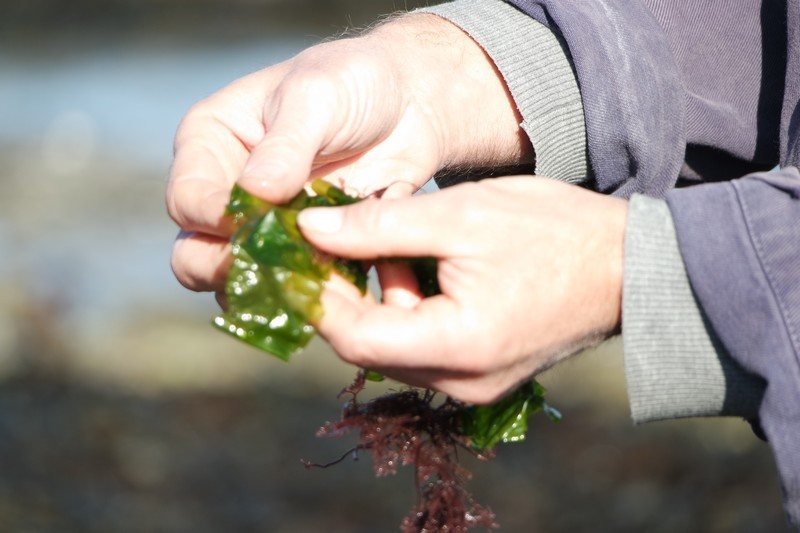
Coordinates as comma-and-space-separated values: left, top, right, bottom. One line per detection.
342, 198, 396, 243
281, 68, 341, 110
165, 180, 202, 232
255, 131, 306, 161
370, 201, 399, 235
170, 249, 193, 291
170, 237, 205, 292
165, 181, 230, 236
165, 181, 185, 228
174, 99, 212, 149
170, 255, 196, 292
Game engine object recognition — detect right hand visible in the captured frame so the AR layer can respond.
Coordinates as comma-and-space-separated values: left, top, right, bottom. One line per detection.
167, 13, 531, 295
297, 177, 627, 404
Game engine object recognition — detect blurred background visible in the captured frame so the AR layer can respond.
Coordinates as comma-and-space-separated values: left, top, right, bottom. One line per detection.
0, 1, 790, 531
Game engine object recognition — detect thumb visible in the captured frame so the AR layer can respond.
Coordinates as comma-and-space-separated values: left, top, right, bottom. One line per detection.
297, 194, 455, 260
239, 88, 336, 204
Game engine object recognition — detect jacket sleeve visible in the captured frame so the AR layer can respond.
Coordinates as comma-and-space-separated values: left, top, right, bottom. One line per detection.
503, 0, 790, 193
419, 0, 800, 524
667, 168, 800, 527
417, 0, 588, 185
502, 0, 687, 197
622, 194, 766, 423
502, 1, 800, 524
422, 0, 771, 420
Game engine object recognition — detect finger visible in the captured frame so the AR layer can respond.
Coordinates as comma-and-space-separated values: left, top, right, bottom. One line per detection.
239, 79, 338, 203
307, 156, 427, 200
375, 262, 423, 308
297, 191, 467, 260
318, 284, 461, 370
313, 102, 440, 196
171, 231, 232, 292
376, 179, 422, 200
166, 166, 236, 236
215, 290, 228, 310
307, 143, 437, 200
366, 367, 513, 405
168, 111, 256, 235
167, 66, 288, 231
324, 271, 377, 309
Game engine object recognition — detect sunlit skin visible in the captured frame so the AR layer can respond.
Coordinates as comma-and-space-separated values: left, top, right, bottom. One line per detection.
168, 14, 529, 291
300, 177, 626, 404
167, 13, 627, 405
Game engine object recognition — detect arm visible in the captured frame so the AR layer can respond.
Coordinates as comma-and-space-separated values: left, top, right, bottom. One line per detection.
545, 0, 798, 522
167, 11, 532, 293
498, 0, 789, 187
622, 194, 765, 422
418, 0, 587, 185
424, 0, 774, 419
167, 0, 799, 523
501, 0, 687, 197
667, 166, 800, 527
427, 2, 798, 522
523, 2, 799, 521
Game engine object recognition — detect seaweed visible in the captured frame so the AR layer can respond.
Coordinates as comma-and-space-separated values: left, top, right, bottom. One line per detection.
214, 180, 560, 531
213, 180, 367, 361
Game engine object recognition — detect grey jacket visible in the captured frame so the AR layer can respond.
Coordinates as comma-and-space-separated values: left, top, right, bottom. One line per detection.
422, 0, 800, 526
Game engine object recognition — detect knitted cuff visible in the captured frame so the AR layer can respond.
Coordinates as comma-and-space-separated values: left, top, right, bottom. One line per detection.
622, 194, 764, 423
417, 0, 587, 183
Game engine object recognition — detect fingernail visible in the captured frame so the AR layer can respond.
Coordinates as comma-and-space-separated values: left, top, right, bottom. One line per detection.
297, 207, 343, 234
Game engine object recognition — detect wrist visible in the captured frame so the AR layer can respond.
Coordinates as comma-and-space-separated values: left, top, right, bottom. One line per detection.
603, 198, 627, 335
365, 13, 532, 171
578, 193, 626, 344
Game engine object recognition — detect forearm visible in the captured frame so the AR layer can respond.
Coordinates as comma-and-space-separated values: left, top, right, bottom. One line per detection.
624, 166, 800, 527
640, 0, 787, 180
418, 0, 587, 185
364, 10, 532, 173
666, 168, 800, 526
419, 1, 762, 421
500, 0, 685, 197
622, 195, 765, 423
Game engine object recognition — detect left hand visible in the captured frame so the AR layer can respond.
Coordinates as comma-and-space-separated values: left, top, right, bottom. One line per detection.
167, 13, 530, 296
297, 176, 628, 404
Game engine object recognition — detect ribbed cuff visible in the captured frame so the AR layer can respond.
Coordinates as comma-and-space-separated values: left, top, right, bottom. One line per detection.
622, 195, 764, 423
417, 0, 587, 183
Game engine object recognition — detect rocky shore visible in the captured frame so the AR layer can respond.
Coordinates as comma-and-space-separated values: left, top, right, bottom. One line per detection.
0, 336, 787, 532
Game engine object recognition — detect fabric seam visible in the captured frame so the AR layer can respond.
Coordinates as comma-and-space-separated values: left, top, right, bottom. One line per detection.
732, 180, 800, 369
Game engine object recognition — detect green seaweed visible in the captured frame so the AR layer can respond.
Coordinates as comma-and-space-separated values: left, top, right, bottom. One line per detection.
463, 380, 561, 451
213, 181, 367, 361
214, 179, 558, 450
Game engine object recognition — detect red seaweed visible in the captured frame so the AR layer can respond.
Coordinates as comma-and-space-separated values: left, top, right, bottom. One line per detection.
307, 370, 499, 532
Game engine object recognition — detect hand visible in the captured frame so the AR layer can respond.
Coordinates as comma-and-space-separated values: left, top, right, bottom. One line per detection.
297, 177, 628, 404
167, 13, 532, 295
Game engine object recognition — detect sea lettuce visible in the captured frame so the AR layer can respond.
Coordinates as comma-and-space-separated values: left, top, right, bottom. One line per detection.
463, 380, 561, 451
214, 179, 558, 451
213, 180, 367, 361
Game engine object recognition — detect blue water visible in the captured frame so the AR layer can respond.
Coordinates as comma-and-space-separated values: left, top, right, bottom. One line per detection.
0, 38, 313, 166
